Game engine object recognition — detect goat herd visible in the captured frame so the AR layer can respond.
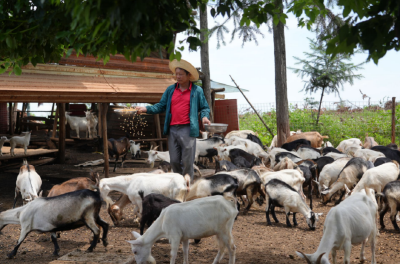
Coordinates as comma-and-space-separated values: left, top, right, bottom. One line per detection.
1, 129, 400, 264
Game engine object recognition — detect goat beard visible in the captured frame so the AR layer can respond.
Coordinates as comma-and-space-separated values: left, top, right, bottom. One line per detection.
150, 162, 154, 169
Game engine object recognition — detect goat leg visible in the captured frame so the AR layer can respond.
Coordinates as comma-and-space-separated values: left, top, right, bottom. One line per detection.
96, 217, 109, 247
113, 155, 119, 172
379, 203, 389, 229
271, 204, 279, 223
7, 226, 30, 258
51, 232, 60, 256
285, 212, 293, 228
293, 213, 298, 226
266, 200, 272, 225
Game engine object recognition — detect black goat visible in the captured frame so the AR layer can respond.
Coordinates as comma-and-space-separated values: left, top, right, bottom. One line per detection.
246, 134, 264, 149
281, 139, 311, 151
138, 191, 181, 235
215, 160, 238, 173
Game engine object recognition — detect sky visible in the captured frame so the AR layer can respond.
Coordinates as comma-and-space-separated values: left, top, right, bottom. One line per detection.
28, 8, 400, 115
175, 10, 400, 108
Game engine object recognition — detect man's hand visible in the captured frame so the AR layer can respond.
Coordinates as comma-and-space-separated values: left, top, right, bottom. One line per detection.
202, 117, 211, 125
136, 106, 147, 114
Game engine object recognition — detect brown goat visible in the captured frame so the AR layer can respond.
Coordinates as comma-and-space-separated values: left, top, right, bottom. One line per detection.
99, 137, 130, 172
285, 132, 329, 148
48, 172, 99, 197
364, 133, 379, 149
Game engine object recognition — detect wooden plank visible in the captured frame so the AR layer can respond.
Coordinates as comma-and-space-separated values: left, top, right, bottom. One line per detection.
102, 103, 110, 177
58, 103, 66, 163
215, 93, 225, 99
50, 137, 74, 143
0, 147, 58, 160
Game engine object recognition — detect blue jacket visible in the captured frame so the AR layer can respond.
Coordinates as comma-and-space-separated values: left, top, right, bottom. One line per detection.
146, 83, 210, 137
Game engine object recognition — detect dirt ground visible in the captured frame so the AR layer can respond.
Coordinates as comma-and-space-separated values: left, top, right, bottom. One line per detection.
1, 147, 400, 264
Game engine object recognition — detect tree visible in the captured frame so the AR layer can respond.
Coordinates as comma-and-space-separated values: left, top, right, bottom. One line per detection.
289, 38, 364, 125
200, 5, 213, 119
0, 0, 203, 75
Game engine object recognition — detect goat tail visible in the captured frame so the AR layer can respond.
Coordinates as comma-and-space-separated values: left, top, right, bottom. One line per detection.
322, 136, 329, 139
392, 160, 400, 169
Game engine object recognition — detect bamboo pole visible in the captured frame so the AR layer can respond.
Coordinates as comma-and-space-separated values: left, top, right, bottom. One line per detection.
392, 97, 396, 144
229, 75, 275, 137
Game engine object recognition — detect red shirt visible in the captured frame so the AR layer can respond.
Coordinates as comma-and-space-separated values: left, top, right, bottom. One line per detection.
170, 82, 192, 125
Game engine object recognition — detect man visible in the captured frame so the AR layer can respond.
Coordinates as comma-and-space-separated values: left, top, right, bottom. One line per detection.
136, 59, 211, 180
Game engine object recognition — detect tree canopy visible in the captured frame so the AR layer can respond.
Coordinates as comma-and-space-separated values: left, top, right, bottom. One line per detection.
0, 0, 203, 75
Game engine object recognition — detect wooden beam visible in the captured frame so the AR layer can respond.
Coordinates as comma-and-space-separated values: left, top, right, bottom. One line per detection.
52, 107, 59, 138
102, 103, 110, 178
154, 114, 163, 151
58, 103, 66, 164
215, 94, 225, 99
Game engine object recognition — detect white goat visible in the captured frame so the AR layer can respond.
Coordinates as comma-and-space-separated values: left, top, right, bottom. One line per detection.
10, 131, 31, 156
265, 179, 322, 229
85, 110, 98, 138
227, 137, 269, 160
296, 192, 377, 264
146, 146, 170, 168
350, 162, 399, 208
323, 141, 333, 148
336, 138, 363, 153
225, 129, 256, 139
323, 152, 351, 160
13, 159, 42, 208
352, 148, 385, 161
99, 173, 190, 218
267, 147, 290, 168
129, 140, 141, 159
315, 158, 351, 194
0, 136, 9, 156
214, 144, 247, 161
259, 168, 306, 200
65, 112, 88, 138
296, 146, 321, 160
127, 195, 237, 264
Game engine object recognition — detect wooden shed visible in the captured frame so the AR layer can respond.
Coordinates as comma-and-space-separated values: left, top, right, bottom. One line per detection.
0, 53, 175, 176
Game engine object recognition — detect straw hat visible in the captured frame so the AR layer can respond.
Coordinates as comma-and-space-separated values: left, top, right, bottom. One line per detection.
169, 59, 199, 82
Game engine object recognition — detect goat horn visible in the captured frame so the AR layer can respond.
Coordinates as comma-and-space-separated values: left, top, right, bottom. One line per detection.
297, 251, 312, 264
153, 145, 159, 150
316, 252, 326, 264
150, 145, 153, 150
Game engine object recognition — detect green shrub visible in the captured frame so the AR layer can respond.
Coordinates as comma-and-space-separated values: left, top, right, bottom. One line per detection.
239, 106, 400, 147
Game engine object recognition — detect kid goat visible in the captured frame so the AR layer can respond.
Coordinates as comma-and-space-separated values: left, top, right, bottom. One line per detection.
10, 131, 31, 156
127, 195, 238, 264
1, 189, 109, 258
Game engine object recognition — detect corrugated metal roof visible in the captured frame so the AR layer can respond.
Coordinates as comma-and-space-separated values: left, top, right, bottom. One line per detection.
0, 63, 176, 103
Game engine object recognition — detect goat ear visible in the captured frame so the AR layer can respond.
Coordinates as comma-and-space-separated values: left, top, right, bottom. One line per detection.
38, 190, 43, 197
132, 231, 142, 239
126, 240, 141, 246
296, 251, 312, 264
322, 184, 328, 190
344, 184, 351, 193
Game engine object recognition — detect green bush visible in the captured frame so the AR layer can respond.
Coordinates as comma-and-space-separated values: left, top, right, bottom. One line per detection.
239, 105, 400, 147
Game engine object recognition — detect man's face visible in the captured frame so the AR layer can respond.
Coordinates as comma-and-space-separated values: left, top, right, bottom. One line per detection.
175, 68, 190, 84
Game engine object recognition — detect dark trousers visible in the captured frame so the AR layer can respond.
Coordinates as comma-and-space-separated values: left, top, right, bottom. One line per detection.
168, 125, 196, 180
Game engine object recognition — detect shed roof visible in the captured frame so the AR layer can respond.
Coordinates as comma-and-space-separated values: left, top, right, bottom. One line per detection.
0, 59, 176, 104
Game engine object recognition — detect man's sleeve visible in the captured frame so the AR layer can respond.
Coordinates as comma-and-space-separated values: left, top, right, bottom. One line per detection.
146, 88, 169, 114
199, 89, 211, 120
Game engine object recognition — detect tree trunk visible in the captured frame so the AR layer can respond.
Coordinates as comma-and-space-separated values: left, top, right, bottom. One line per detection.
316, 87, 325, 125
200, 5, 213, 121
273, 0, 290, 147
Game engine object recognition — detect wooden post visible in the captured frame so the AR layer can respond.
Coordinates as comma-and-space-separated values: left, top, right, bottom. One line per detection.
65, 103, 70, 139
51, 103, 55, 117
21, 103, 28, 133
154, 114, 163, 151
98, 103, 102, 138
52, 107, 59, 138
15, 110, 20, 134
102, 103, 109, 177
9, 102, 14, 135
58, 103, 66, 164
392, 97, 396, 144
